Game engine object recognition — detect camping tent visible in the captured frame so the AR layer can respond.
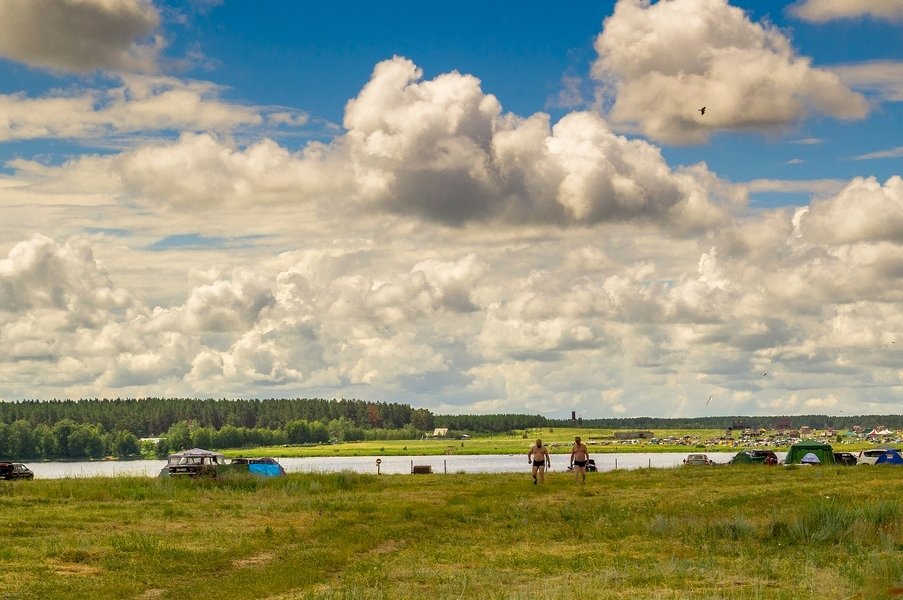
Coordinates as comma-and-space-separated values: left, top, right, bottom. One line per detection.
800, 452, 820, 465
784, 441, 835, 465
874, 449, 903, 466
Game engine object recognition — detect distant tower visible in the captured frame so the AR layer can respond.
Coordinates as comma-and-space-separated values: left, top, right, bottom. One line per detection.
571, 411, 577, 425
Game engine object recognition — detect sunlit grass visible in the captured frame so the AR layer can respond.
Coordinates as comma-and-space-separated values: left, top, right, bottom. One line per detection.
1, 466, 901, 599
224, 427, 877, 459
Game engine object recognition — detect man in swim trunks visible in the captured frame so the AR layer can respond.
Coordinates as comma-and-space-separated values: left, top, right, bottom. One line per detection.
569, 436, 590, 484
528, 439, 550, 484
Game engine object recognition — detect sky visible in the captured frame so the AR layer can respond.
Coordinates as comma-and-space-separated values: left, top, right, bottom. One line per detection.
1, 0, 902, 419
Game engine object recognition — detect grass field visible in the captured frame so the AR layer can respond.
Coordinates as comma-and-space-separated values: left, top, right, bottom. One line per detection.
1, 465, 902, 599
223, 427, 872, 459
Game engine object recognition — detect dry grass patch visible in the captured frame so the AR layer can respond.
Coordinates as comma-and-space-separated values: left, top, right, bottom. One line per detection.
233, 551, 276, 568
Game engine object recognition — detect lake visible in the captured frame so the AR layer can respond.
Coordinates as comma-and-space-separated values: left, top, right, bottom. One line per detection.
23, 451, 787, 479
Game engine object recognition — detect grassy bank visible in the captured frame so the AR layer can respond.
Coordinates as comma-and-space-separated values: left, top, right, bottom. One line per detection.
224, 427, 873, 458
1, 466, 902, 599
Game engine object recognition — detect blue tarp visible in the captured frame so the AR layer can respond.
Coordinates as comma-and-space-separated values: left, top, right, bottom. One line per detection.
248, 463, 284, 477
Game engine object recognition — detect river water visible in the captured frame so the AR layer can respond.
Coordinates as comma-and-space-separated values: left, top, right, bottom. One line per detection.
22, 451, 788, 479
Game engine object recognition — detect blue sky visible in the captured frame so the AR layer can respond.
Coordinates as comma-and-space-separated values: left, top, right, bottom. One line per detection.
3, 2, 901, 190
1, 0, 902, 418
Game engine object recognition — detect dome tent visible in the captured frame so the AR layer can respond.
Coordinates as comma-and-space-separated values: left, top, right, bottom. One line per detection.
874, 449, 903, 465
800, 452, 820, 465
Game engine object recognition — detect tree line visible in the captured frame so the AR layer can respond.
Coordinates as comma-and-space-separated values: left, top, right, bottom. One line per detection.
4, 396, 899, 460
0, 419, 141, 461
0, 398, 557, 460
0, 397, 434, 436
0, 415, 427, 461
0, 397, 436, 460
434, 413, 550, 432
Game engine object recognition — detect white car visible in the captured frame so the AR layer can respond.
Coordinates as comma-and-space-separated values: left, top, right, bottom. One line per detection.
683, 453, 713, 466
857, 448, 900, 465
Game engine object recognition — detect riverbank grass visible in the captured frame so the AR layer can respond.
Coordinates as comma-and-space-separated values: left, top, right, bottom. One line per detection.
225, 427, 875, 458
1, 466, 902, 599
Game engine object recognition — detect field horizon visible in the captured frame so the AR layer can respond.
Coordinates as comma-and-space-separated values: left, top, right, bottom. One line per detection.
2, 465, 902, 599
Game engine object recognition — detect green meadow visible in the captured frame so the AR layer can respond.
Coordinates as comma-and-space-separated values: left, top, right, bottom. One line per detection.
224, 427, 868, 458
2, 466, 902, 599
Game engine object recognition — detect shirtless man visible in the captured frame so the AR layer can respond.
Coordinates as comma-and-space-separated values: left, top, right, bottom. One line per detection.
528, 439, 550, 484
569, 436, 590, 484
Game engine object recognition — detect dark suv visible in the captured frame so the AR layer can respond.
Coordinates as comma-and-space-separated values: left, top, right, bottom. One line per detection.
833, 452, 857, 466
0, 462, 34, 480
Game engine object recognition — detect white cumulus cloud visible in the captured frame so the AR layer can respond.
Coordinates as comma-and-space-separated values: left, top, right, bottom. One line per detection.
343, 57, 730, 227
9, 57, 732, 231
592, 0, 869, 144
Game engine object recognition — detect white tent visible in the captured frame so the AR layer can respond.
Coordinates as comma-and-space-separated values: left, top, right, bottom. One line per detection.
800, 452, 821, 465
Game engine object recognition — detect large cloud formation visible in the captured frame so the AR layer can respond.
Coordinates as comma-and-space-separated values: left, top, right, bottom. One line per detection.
593, 0, 869, 144
5, 168, 903, 415
0, 0, 162, 73
14, 57, 731, 230
343, 58, 729, 228
1, 4, 902, 417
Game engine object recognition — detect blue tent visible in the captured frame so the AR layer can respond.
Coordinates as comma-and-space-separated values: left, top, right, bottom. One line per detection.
874, 449, 903, 465
230, 457, 286, 477
249, 463, 285, 477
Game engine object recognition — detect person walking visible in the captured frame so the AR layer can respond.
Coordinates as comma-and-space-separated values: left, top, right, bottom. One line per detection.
528, 439, 550, 484
569, 436, 590, 484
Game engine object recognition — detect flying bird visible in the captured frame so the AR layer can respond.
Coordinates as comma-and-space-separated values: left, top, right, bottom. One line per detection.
698, 106, 706, 116
706, 394, 714, 406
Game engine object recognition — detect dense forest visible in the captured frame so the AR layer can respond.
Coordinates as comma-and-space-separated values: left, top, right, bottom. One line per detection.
0, 397, 429, 435
0, 397, 435, 460
1, 397, 900, 460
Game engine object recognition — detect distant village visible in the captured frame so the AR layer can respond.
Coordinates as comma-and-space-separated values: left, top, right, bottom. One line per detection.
582, 424, 900, 449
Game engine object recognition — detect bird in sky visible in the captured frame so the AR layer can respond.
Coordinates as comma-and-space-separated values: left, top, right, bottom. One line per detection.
698, 106, 706, 115
706, 394, 714, 405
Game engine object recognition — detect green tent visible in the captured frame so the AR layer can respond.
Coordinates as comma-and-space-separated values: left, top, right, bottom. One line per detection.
784, 441, 836, 465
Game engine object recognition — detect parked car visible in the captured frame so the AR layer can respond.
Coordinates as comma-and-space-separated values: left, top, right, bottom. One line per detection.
683, 453, 713, 466
857, 448, 901, 465
0, 462, 34, 480
730, 450, 779, 465
833, 452, 857, 466
161, 448, 225, 478
872, 449, 903, 466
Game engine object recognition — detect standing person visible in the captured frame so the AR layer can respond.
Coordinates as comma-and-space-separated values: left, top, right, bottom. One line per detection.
528, 439, 551, 484
569, 436, 590, 484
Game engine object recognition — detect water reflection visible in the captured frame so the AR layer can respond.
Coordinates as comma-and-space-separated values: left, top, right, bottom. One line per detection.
25, 451, 783, 479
